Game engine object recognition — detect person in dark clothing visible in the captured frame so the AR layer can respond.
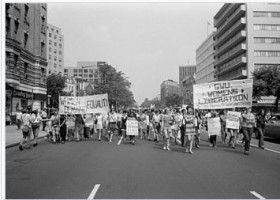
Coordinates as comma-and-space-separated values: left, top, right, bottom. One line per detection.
256, 109, 268, 149
59, 115, 67, 144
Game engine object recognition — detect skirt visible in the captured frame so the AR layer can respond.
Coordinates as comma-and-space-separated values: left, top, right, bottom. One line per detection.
184, 124, 196, 135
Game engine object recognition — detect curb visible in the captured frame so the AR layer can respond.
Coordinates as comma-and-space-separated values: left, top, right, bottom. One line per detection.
6, 135, 47, 149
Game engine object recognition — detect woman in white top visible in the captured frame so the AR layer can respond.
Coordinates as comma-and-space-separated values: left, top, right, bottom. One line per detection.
161, 108, 174, 151
152, 110, 161, 143
31, 110, 42, 147
96, 113, 104, 141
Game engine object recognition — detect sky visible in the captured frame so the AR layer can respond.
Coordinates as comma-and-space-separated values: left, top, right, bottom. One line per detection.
47, 2, 224, 105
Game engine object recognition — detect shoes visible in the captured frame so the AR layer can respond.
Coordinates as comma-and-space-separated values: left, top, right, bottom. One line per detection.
163, 146, 167, 150
260, 146, 265, 149
189, 151, 193, 154
19, 145, 23, 151
244, 151, 249, 155
98, 139, 101, 141
185, 149, 189, 153
62, 141, 65, 144
33, 143, 37, 147
195, 145, 200, 148
166, 146, 170, 151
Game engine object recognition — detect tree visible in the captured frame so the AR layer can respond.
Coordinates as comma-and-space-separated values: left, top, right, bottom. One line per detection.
46, 73, 67, 109
140, 98, 162, 109
94, 64, 135, 109
165, 94, 183, 108
252, 66, 280, 111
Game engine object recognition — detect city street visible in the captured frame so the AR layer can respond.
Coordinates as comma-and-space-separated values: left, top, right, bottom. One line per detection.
6, 132, 280, 199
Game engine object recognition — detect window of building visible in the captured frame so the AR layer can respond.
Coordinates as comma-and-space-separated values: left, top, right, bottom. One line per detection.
54, 35, 57, 39
14, 19, 19, 34
59, 43, 62, 48
84, 74, 88, 78
254, 24, 280, 31
74, 74, 77, 76
49, 55, 51, 60
84, 69, 88, 73
74, 69, 78, 73
254, 37, 280, 43
24, 3, 29, 18
254, 50, 280, 57
54, 56, 57, 61
24, 62, 28, 78
54, 49, 57, 54
23, 32, 28, 47
6, 15, 11, 36
89, 69, 93, 73
59, 51, 62, 55
49, 47, 52, 52
56, 30, 59, 33
41, 42, 45, 56
89, 74, 93, 78
255, 64, 279, 70
54, 42, 57, 47
54, 63, 57, 68
59, 58, 62, 62
64, 69, 68, 73
49, 33, 52, 37
49, 40, 52, 45
79, 69, 82, 73
254, 11, 280, 18
51, 28, 54, 31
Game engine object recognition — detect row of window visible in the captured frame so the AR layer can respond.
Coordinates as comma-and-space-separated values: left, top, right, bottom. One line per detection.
253, 11, 280, 18
48, 40, 63, 48
73, 69, 95, 73
48, 55, 63, 62
255, 64, 280, 70
48, 47, 62, 55
254, 37, 280, 44
254, 24, 280, 31
254, 51, 280, 57
48, 32, 62, 41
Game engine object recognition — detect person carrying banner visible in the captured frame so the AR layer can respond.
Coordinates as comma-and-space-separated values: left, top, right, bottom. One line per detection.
107, 108, 118, 142
128, 109, 137, 145
162, 108, 174, 151
75, 114, 84, 142
183, 106, 196, 154
241, 107, 256, 155
173, 109, 183, 145
209, 110, 218, 148
19, 109, 32, 151
227, 108, 241, 149
194, 110, 202, 148
15, 110, 22, 130
219, 110, 227, 145
59, 114, 67, 144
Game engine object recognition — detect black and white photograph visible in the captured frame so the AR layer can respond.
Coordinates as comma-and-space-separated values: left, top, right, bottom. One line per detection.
1, 1, 280, 199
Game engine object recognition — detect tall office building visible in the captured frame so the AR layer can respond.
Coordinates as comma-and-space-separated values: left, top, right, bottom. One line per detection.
6, 3, 48, 114
214, 3, 280, 81
64, 61, 109, 83
195, 32, 216, 84
179, 65, 196, 84
160, 80, 180, 106
46, 23, 64, 74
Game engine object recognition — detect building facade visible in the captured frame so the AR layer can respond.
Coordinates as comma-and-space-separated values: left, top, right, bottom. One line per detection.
46, 23, 64, 75
181, 76, 195, 106
64, 61, 109, 83
179, 65, 196, 84
195, 32, 216, 84
6, 3, 48, 115
160, 80, 180, 105
214, 3, 280, 81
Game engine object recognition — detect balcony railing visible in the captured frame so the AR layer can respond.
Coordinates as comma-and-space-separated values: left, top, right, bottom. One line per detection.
215, 30, 246, 57
217, 56, 247, 76
214, 4, 239, 27
215, 5, 246, 37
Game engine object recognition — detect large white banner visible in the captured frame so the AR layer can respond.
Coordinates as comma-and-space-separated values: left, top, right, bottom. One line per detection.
226, 111, 241, 130
59, 94, 109, 115
193, 79, 253, 110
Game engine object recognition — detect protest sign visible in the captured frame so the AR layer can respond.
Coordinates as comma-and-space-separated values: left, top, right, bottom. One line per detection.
193, 79, 253, 109
226, 111, 241, 130
66, 116, 75, 128
126, 118, 139, 136
59, 94, 109, 115
207, 117, 221, 136
84, 115, 94, 127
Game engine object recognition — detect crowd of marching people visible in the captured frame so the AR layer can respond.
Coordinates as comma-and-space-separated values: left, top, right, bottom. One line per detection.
16, 106, 272, 155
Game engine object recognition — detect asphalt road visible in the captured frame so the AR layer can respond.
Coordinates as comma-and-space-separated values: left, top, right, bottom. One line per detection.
6, 133, 280, 199
263, 124, 280, 144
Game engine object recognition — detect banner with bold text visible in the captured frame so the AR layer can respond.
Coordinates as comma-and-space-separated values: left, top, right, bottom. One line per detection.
207, 117, 221, 136
59, 94, 109, 115
126, 118, 139, 136
193, 79, 253, 109
226, 111, 241, 130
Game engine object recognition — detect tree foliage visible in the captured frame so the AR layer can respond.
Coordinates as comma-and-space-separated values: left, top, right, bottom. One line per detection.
252, 66, 280, 111
140, 98, 161, 109
165, 94, 183, 108
94, 64, 135, 109
46, 73, 67, 108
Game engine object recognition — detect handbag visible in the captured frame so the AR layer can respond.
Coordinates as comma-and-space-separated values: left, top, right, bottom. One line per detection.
22, 125, 30, 133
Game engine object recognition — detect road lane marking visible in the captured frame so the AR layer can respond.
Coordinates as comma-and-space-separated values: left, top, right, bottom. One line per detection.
250, 191, 266, 200
250, 144, 280, 154
88, 184, 100, 199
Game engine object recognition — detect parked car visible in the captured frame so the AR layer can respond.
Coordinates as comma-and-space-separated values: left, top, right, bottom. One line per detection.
6, 113, 11, 125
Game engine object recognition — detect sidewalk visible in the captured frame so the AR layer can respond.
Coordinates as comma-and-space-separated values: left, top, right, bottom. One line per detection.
5, 125, 48, 148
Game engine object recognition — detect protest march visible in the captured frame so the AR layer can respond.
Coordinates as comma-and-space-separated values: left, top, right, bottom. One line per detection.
17, 79, 269, 156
